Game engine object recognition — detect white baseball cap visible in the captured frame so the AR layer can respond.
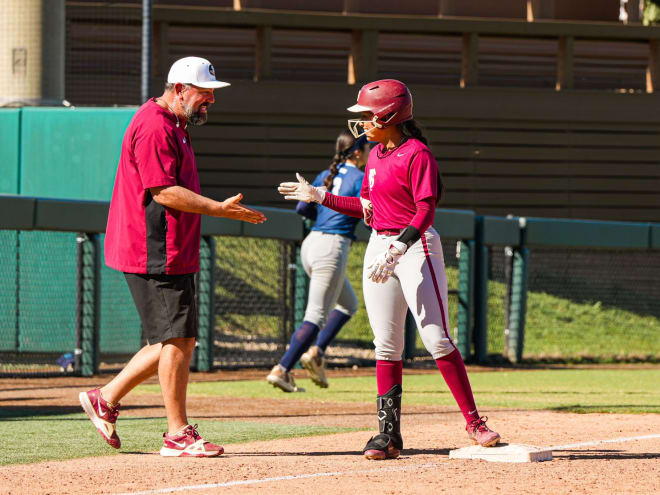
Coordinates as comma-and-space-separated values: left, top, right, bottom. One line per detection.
167, 56, 230, 89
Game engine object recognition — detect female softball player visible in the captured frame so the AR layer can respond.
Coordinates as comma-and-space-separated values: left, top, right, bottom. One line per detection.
278, 80, 500, 459
267, 131, 369, 392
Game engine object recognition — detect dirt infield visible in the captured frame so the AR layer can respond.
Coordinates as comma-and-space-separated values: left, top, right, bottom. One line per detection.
2, 371, 659, 495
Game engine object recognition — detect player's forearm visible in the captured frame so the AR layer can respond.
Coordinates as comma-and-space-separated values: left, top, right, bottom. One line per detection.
150, 185, 222, 216
321, 193, 363, 218
395, 198, 435, 249
409, 197, 435, 233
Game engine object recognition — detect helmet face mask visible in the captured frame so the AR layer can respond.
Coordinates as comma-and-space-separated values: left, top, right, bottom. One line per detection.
347, 116, 381, 139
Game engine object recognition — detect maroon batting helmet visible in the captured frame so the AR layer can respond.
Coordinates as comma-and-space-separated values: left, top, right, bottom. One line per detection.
347, 79, 413, 137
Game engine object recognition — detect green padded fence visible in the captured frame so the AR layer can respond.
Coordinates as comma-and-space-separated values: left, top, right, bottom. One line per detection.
19, 108, 135, 200
0, 109, 20, 194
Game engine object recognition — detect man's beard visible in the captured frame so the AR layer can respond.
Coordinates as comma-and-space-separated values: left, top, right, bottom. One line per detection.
183, 103, 208, 126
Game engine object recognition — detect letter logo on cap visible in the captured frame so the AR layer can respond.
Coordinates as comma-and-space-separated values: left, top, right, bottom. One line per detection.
208, 65, 216, 78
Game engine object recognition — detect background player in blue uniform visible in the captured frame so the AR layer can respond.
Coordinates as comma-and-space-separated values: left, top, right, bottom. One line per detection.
267, 131, 369, 392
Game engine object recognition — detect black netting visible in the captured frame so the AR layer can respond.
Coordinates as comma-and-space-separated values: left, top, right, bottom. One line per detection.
98, 234, 143, 370
0, 231, 144, 376
0, 231, 78, 376
486, 246, 508, 358
212, 236, 294, 368
442, 237, 461, 352
523, 247, 660, 361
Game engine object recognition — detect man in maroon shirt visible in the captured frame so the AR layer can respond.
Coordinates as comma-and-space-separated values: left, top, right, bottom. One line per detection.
79, 57, 266, 457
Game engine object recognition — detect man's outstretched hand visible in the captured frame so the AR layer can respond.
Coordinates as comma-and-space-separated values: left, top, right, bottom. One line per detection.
217, 193, 267, 224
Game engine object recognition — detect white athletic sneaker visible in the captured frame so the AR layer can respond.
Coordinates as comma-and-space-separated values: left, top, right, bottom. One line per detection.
266, 365, 305, 393
300, 347, 328, 388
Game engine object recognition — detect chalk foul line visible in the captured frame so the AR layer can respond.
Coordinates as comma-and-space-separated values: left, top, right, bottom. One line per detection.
113, 463, 438, 495
546, 433, 660, 451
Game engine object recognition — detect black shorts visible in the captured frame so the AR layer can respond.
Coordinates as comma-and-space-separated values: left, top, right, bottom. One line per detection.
124, 273, 198, 345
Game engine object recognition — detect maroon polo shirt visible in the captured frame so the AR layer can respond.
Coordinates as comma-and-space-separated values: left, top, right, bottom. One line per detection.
105, 98, 201, 275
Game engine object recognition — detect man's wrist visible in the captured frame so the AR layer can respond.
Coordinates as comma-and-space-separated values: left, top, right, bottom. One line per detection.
214, 199, 228, 216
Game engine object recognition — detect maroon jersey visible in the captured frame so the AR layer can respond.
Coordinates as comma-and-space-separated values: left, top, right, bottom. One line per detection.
360, 138, 438, 231
105, 99, 201, 275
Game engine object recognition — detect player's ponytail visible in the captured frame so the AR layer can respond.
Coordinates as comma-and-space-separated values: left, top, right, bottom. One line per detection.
399, 120, 444, 205
400, 119, 428, 146
323, 130, 357, 190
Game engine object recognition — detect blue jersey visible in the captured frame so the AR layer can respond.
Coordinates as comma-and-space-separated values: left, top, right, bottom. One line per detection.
296, 163, 364, 240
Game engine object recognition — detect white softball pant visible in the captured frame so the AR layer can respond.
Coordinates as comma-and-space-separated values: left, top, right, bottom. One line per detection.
362, 227, 456, 361
300, 230, 358, 327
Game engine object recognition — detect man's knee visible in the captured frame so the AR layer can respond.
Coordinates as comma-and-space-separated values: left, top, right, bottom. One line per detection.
162, 336, 196, 354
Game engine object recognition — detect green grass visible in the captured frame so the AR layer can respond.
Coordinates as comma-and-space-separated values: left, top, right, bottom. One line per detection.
138, 368, 660, 414
0, 415, 357, 466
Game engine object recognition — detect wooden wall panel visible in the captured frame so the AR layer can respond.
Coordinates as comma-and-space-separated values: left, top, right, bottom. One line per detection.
63, 6, 660, 222
166, 26, 255, 81
65, 8, 658, 105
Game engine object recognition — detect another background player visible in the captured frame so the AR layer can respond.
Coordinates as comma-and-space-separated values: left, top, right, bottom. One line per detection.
278, 79, 500, 459
267, 131, 369, 392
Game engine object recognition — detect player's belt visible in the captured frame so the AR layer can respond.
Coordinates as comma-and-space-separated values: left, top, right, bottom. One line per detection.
376, 229, 402, 236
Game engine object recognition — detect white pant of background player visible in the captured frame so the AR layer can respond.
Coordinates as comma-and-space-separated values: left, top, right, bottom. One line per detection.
362, 227, 455, 360
301, 230, 358, 325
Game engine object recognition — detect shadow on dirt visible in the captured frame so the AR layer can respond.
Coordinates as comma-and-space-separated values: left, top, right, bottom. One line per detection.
554, 449, 660, 461
0, 404, 155, 419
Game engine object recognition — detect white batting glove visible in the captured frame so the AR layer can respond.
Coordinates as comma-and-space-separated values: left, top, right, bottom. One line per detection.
360, 197, 373, 226
278, 173, 326, 203
367, 240, 407, 283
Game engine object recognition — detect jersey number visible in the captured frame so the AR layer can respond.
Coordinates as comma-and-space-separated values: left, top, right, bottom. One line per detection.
331, 177, 343, 195
369, 169, 376, 190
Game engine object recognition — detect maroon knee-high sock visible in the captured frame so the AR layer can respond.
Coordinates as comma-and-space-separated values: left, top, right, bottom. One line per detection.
435, 349, 480, 424
376, 360, 403, 395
